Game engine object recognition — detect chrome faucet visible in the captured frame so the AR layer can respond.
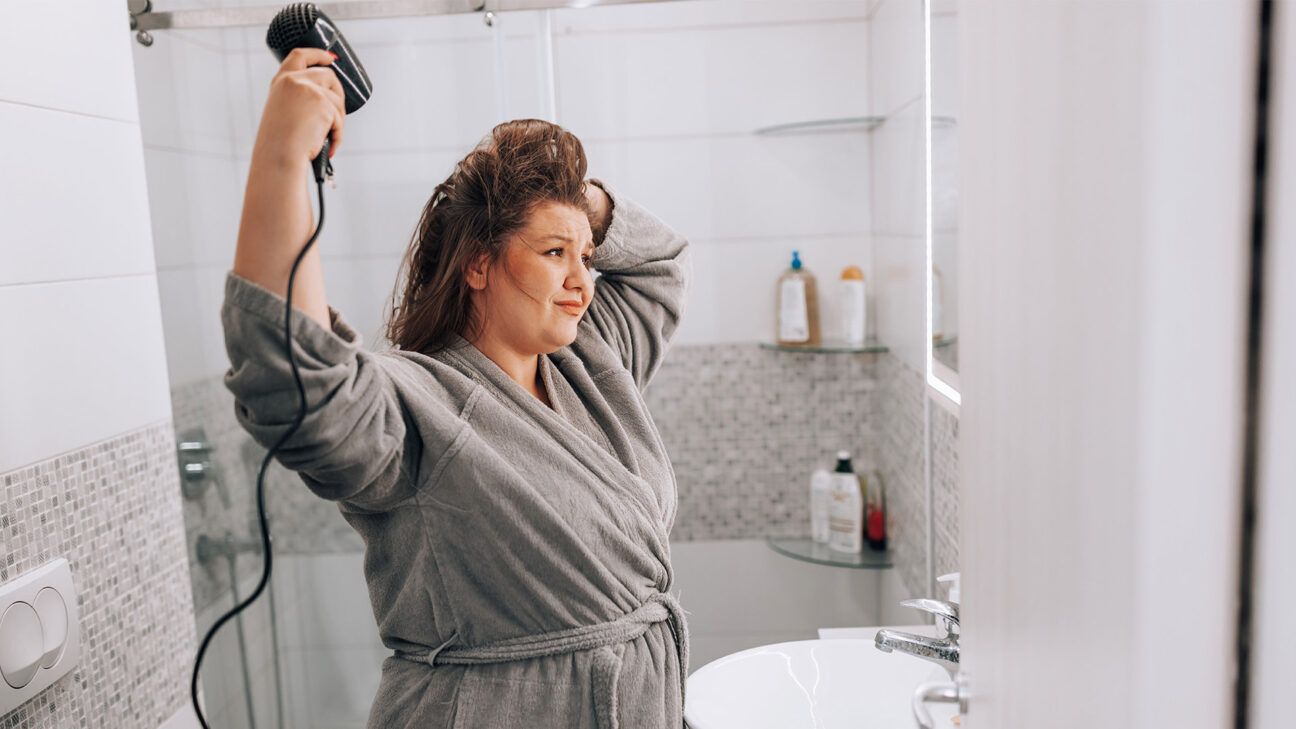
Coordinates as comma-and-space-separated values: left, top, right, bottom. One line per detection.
873, 598, 960, 679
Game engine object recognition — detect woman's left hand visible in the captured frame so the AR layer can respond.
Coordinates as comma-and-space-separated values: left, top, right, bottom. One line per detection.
584, 179, 613, 246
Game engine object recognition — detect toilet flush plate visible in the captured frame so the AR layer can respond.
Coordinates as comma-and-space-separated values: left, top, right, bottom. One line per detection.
0, 559, 80, 715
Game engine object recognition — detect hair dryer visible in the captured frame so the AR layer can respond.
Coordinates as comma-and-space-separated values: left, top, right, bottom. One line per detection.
266, 2, 374, 182
190, 5, 370, 727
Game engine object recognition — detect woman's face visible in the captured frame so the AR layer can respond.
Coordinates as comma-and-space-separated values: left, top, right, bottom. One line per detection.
468, 201, 596, 354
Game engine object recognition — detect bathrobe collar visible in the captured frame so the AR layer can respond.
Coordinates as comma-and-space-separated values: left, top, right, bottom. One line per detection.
432, 333, 666, 526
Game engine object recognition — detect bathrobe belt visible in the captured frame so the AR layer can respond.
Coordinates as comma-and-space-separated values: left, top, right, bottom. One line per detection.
394, 591, 689, 729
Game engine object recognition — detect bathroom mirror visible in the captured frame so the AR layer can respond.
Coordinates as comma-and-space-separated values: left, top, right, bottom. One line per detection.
128, 0, 940, 725
928, 0, 960, 400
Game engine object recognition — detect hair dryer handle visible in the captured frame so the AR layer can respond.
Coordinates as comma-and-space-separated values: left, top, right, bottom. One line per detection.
312, 135, 333, 185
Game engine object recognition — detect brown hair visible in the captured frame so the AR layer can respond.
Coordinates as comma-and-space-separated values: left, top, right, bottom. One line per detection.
384, 118, 590, 355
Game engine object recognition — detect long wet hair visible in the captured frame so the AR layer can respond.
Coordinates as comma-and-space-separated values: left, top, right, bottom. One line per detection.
384, 119, 591, 355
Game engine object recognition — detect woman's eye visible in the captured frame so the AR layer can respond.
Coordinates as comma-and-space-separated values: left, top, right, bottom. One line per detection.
546, 248, 591, 267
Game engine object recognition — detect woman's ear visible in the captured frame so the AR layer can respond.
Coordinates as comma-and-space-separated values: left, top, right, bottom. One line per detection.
465, 251, 490, 290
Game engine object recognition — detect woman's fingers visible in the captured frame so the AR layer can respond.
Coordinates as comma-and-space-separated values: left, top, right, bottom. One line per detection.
263, 47, 346, 161
279, 46, 336, 72
302, 67, 346, 153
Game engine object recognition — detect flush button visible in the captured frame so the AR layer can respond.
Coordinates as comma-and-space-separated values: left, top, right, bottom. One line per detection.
33, 588, 68, 669
0, 601, 44, 689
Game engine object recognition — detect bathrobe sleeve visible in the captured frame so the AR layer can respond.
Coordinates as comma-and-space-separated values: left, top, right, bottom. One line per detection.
220, 271, 420, 512
581, 180, 692, 391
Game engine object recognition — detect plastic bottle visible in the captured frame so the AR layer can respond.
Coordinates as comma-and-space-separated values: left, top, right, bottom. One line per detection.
865, 468, 887, 552
810, 469, 833, 543
776, 250, 821, 346
839, 265, 867, 345
827, 451, 864, 554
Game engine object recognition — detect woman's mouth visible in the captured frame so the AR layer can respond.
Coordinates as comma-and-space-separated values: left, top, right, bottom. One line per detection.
557, 302, 583, 315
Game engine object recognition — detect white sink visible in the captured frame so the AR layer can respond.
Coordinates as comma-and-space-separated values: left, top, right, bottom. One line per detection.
684, 633, 960, 729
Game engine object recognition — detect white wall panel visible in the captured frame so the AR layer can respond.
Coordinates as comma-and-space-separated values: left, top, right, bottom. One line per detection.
0, 275, 173, 473
869, 97, 924, 237
131, 29, 233, 156
585, 134, 869, 244
871, 234, 925, 369
144, 148, 241, 271
0, 0, 141, 120
0, 104, 158, 286
556, 20, 869, 138
868, 0, 923, 117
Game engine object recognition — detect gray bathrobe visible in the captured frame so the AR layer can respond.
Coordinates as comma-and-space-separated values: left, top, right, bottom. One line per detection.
221, 181, 692, 729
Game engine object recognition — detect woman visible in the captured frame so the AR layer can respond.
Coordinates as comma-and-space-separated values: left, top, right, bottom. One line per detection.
222, 47, 692, 728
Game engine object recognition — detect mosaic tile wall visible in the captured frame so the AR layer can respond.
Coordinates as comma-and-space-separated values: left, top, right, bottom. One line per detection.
0, 422, 196, 729
875, 352, 962, 599
645, 343, 881, 540
930, 400, 961, 581
875, 353, 931, 598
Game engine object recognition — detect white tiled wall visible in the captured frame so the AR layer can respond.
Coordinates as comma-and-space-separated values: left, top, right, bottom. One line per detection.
0, 3, 173, 476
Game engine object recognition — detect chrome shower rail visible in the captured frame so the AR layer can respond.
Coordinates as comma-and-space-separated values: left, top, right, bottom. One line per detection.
132, 0, 689, 32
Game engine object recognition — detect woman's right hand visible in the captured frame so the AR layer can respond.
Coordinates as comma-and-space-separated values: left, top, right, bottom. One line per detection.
253, 47, 347, 169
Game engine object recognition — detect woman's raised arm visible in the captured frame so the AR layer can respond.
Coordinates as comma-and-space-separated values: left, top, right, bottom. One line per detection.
579, 179, 692, 391
221, 47, 421, 513
232, 46, 346, 329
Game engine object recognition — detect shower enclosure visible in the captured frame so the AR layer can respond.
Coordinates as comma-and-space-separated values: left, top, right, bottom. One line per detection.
131, 0, 926, 726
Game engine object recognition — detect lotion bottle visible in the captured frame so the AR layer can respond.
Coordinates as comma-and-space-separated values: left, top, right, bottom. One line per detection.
827, 451, 864, 554
776, 251, 821, 346
810, 469, 832, 543
839, 265, 867, 345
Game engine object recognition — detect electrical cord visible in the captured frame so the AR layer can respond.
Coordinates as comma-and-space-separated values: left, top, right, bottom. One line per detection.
191, 155, 332, 728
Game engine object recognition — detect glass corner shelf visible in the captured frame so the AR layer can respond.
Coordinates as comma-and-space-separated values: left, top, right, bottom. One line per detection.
759, 338, 889, 354
754, 116, 885, 136
766, 536, 893, 570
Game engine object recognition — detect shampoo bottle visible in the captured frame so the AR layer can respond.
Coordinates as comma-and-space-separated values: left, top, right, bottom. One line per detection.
810, 469, 832, 543
839, 265, 867, 345
827, 451, 864, 554
776, 251, 821, 346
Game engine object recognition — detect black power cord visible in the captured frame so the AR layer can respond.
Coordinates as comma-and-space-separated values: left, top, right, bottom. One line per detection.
191, 154, 332, 728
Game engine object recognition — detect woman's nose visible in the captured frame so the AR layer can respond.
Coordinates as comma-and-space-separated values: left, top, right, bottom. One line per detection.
567, 262, 592, 289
